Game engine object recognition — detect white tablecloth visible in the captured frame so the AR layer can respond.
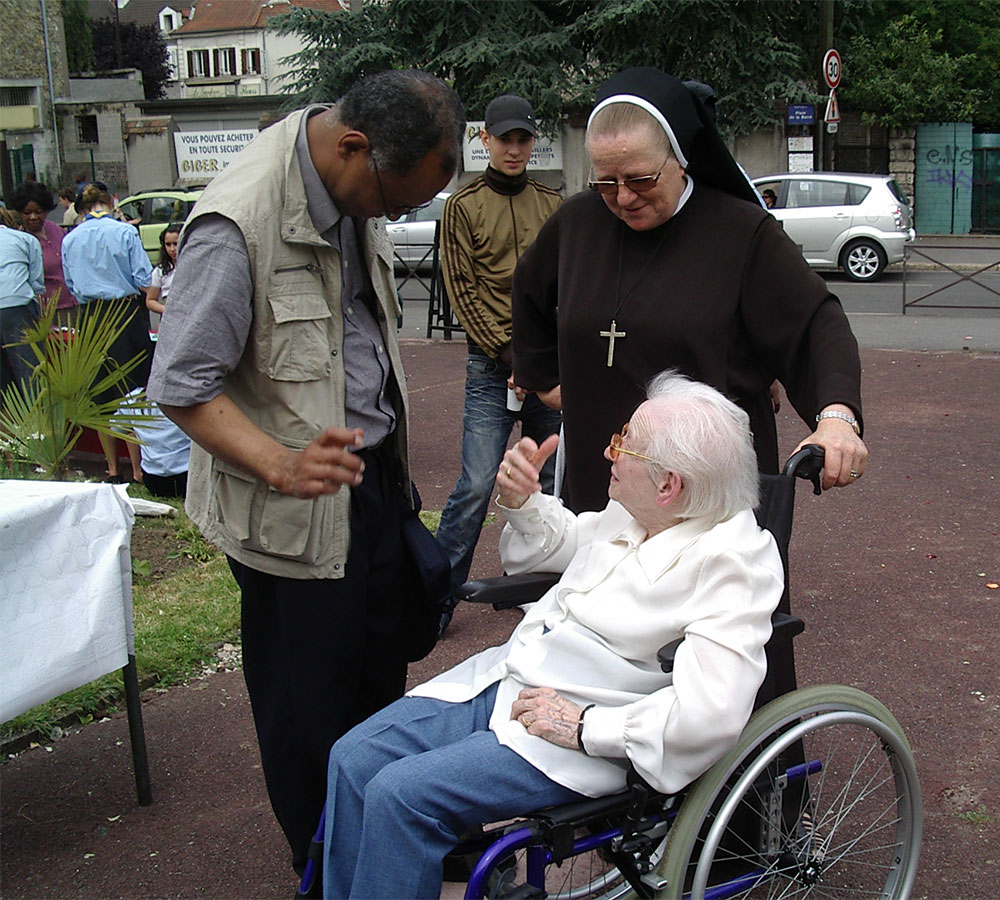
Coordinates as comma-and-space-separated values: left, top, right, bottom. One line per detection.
1, 480, 135, 723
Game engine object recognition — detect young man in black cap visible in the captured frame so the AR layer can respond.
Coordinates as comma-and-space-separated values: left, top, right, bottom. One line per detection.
435, 94, 562, 633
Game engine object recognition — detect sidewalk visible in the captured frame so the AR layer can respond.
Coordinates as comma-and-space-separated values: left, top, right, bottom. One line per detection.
2, 338, 998, 900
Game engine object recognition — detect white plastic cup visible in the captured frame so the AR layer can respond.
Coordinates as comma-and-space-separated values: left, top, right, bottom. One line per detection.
506, 386, 523, 412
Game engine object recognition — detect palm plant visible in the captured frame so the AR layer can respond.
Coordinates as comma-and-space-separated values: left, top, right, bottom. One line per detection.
0, 296, 151, 480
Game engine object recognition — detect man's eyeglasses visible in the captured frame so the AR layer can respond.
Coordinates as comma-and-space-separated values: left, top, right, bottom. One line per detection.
372, 155, 433, 217
587, 159, 670, 196
609, 422, 660, 464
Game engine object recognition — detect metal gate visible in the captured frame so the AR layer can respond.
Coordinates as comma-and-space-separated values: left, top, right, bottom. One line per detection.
971, 137, 1000, 234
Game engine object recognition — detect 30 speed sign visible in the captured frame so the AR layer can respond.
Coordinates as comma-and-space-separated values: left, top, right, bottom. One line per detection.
823, 49, 842, 90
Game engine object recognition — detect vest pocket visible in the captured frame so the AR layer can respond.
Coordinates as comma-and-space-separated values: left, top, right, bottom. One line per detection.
264, 289, 333, 382
211, 458, 331, 564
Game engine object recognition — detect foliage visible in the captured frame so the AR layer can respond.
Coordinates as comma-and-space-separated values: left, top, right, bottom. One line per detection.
273, 0, 1000, 134
273, 0, 826, 138
0, 297, 150, 480
839, 10, 981, 128
88, 17, 170, 99
62, 0, 95, 74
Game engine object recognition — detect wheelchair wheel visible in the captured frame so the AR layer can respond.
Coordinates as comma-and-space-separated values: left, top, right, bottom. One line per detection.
656, 685, 921, 899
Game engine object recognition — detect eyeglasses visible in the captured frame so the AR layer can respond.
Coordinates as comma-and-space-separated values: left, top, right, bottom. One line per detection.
372, 155, 433, 217
609, 422, 660, 464
587, 159, 670, 196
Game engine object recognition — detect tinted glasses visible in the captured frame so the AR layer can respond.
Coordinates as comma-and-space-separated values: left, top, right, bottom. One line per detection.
609, 422, 660, 464
588, 159, 670, 196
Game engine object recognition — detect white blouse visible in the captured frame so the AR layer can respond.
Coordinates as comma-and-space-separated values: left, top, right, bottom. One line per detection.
409, 495, 783, 797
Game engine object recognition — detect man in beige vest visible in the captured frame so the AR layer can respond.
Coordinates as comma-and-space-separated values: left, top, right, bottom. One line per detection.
148, 70, 465, 878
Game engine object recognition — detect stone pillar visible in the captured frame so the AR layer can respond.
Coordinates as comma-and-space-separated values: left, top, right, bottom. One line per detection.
889, 127, 916, 202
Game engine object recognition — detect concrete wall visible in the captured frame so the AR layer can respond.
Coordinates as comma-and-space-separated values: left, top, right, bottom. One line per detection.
125, 117, 180, 192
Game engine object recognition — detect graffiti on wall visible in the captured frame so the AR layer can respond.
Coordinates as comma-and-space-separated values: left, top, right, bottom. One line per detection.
924, 145, 974, 193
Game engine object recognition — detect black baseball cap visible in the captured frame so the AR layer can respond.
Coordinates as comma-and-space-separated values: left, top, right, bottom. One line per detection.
485, 95, 538, 137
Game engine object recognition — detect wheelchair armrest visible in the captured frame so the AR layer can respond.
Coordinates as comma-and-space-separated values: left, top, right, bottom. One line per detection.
656, 612, 805, 674
456, 572, 561, 610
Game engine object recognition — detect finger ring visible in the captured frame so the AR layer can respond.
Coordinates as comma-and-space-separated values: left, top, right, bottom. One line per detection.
506, 467, 512, 477
849, 470, 861, 478
520, 713, 531, 727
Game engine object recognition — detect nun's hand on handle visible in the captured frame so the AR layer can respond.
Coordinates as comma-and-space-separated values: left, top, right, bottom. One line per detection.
496, 434, 560, 510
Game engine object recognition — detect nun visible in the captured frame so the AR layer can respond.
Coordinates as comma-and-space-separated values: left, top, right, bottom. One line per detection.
512, 67, 868, 513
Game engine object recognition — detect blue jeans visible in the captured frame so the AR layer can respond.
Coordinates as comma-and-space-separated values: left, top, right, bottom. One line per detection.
436, 346, 562, 593
322, 685, 584, 899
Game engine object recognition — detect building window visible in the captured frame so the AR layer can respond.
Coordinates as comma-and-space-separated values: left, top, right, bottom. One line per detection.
214, 47, 237, 77
1, 86, 35, 106
166, 47, 179, 81
187, 49, 210, 78
77, 114, 99, 145
241, 48, 261, 75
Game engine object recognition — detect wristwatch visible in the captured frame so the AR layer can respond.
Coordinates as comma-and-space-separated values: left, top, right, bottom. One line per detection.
816, 410, 861, 436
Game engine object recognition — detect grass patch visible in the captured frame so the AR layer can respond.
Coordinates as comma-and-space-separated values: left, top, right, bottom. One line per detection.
957, 804, 994, 827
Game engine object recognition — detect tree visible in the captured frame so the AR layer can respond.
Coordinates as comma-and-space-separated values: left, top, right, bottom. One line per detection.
839, 0, 999, 130
272, 0, 824, 138
62, 0, 95, 74
89, 17, 170, 100
839, 14, 979, 128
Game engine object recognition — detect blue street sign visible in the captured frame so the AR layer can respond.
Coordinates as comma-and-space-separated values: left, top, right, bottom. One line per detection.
787, 104, 815, 124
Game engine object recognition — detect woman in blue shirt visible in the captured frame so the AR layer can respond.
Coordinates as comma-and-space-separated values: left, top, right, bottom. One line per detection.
62, 184, 154, 481
0, 209, 44, 397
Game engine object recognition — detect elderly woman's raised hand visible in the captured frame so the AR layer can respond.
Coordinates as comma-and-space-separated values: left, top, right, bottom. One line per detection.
496, 434, 560, 509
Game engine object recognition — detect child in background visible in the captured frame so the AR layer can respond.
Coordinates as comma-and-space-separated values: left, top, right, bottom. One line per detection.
145, 223, 180, 316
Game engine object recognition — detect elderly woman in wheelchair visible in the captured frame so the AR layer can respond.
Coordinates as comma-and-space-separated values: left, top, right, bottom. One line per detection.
316, 371, 921, 900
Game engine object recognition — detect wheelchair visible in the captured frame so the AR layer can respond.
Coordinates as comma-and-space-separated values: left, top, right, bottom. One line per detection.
298, 446, 922, 900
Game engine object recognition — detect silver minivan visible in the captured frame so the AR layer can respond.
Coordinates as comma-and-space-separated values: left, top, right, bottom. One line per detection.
752, 172, 916, 282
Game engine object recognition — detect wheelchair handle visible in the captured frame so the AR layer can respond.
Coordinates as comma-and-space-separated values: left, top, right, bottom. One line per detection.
782, 444, 825, 495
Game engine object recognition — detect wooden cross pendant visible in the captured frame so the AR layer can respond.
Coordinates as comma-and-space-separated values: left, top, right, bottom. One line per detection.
600, 319, 626, 367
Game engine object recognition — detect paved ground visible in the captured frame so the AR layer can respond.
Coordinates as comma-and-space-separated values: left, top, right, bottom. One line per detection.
2, 331, 998, 899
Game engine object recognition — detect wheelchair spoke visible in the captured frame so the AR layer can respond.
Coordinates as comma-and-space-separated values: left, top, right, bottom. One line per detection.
657, 688, 921, 900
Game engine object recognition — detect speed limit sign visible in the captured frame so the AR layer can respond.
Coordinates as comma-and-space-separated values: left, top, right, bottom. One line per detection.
823, 49, 842, 90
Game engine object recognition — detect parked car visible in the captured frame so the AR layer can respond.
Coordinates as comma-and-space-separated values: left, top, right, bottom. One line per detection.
114, 187, 204, 264
386, 191, 451, 272
751, 172, 916, 282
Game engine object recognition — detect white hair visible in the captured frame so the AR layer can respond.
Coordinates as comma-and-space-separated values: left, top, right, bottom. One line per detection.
640, 371, 759, 524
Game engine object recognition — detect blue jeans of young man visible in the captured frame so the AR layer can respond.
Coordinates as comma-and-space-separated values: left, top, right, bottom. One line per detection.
436, 346, 562, 598
322, 683, 584, 899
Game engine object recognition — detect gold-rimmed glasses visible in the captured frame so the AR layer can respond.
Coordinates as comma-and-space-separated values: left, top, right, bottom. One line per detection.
587, 159, 670, 196
609, 422, 660, 464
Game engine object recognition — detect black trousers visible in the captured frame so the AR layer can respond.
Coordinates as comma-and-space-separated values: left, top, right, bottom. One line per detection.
227, 446, 409, 874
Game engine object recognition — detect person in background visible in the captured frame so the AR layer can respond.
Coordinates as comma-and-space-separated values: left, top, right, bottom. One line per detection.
9, 181, 79, 327
145, 223, 181, 317
148, 70, 465, 879
762, 188, 777, 208
113, 386, 190, 498
58, 187, 78, 227
435, 94, 563, 634
0, 208, 44, 397
62, 183, 153, 483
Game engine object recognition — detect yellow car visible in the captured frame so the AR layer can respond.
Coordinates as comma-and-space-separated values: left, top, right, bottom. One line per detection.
114, 187, 203, 264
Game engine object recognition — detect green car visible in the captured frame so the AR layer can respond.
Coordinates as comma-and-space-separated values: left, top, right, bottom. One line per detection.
114, 187, 204, 264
